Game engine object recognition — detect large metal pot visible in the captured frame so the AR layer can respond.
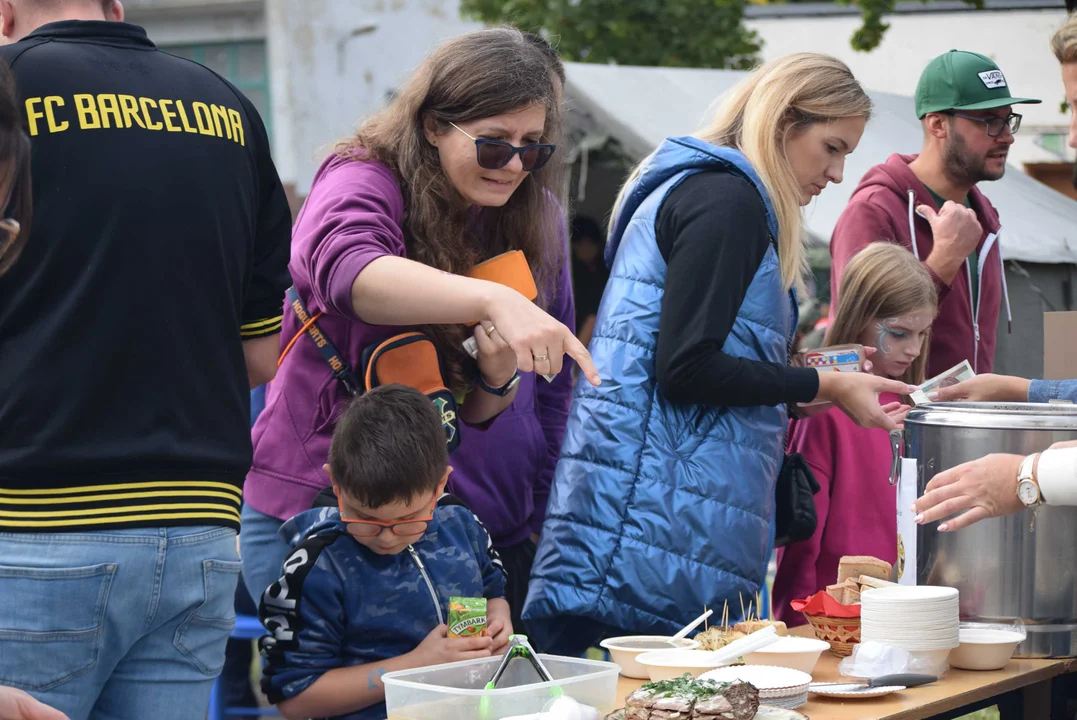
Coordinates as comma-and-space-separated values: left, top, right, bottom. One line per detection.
899, 402, 1077, 658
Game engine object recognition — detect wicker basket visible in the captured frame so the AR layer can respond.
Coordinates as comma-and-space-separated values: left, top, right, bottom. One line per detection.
804, 613, 861, 657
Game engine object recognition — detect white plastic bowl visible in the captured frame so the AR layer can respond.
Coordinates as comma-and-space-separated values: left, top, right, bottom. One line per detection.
635, 648, 731, 682
949, 628, 1026, 671
742, 636, 831, 675
599, 635, 700, 679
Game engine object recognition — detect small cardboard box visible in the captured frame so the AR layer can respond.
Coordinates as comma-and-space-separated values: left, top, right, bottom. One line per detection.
793, 344, 865, 373
1043, 311, 1077, 381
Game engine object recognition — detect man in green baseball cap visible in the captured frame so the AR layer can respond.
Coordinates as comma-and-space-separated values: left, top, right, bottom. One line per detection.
830, 50, 1039, 383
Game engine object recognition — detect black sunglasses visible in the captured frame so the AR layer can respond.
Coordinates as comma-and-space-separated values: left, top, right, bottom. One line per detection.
944, 111, 1022, 138
449, 122, 556, 172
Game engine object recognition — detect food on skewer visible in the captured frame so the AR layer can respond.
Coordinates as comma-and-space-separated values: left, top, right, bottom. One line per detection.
696, 593, 787, 647
695, 625, 747, 651
732, 619, 787, 636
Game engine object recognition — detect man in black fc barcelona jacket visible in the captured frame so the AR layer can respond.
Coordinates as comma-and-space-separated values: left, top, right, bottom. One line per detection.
0, 0, 292, 716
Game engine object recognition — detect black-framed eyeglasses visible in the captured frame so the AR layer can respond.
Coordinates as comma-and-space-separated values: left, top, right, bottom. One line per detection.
449, 122, 557, 172
944, 111, 1022, 137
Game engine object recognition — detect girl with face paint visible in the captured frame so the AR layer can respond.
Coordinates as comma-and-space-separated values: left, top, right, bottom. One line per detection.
773, 243, 937, 626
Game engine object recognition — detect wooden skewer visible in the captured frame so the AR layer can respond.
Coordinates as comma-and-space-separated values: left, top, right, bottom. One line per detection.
704, 604, 709, 632
739, 593, 745, 622
721, 600, 729, 630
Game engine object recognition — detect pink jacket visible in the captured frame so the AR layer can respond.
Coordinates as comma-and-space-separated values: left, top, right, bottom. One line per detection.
772, 394, 901, 627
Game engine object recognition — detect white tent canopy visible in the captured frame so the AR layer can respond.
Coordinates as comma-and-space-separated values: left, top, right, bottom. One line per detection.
564, 61, 1077, 265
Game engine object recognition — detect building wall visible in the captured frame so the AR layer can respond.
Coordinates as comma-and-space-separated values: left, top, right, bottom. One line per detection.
264, 0, 482, 197
745, 3, 1071, 170
124, 0, 264, 45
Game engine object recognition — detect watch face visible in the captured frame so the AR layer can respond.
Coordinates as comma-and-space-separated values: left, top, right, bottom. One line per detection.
1017, 480, 1039, 506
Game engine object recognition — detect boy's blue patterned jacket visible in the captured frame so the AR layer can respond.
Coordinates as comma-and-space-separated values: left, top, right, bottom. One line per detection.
259, 495, 506, 720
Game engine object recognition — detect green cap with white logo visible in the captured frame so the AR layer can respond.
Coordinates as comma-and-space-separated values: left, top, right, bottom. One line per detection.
914, 49, 1040, 119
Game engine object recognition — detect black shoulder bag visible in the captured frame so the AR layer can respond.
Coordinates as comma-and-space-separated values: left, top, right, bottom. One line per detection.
773, 281, 822, 548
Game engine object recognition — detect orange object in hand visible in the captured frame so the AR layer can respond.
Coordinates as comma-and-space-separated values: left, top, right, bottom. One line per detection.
464, 250, 537, 326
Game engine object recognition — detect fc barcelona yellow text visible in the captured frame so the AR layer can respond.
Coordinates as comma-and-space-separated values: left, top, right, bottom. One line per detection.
24, 94, 246, 146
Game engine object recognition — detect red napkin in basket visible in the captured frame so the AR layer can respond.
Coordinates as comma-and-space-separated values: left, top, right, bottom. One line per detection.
790, 591, 861, 618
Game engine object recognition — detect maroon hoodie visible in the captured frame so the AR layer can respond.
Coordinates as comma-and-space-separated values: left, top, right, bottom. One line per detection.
829, 153, 1011, 376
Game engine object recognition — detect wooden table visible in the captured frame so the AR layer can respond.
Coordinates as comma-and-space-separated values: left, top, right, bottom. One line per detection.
616, 627, 1076, 720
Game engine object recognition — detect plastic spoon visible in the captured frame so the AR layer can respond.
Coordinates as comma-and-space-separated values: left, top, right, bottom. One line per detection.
670, 609, 714, 643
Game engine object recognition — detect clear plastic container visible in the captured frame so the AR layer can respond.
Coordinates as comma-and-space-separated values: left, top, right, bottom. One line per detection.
383, 654, 619, 720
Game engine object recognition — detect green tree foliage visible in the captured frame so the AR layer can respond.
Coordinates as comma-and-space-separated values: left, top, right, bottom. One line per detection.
836, 0, 984, 51
459, 0, 762, 69
462, 0, 991, 59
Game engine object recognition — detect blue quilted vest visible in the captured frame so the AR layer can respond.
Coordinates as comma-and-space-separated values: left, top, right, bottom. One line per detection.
523, 137, 797, 651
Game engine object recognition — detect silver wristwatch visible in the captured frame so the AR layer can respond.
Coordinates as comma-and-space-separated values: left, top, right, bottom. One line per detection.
1016, 453, 1044, 532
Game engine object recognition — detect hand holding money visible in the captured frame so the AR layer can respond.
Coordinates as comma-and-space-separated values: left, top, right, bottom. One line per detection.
911, 360, 976, 405
927, 373, 1031, 403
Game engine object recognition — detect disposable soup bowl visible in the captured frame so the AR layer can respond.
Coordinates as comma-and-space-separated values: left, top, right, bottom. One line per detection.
950, 628, 1026, 671
599, 636, 701, 679
743, 636, 831, 675
635, 649, 729, 682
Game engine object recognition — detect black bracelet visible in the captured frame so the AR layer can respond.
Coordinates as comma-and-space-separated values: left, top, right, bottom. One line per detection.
476, 369, 520, 397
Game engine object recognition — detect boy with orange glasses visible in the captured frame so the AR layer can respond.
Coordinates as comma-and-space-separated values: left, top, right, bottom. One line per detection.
258, 384, 511, 720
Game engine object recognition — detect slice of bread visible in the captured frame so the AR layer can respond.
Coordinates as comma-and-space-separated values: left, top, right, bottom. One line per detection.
858, 574, 899, 590
842, 583, 862, 605
837, 556, 892, 584
826, 583, 846, 603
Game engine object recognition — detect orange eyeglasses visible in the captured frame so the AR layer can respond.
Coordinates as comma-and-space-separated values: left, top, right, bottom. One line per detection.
334, 487, 437, 538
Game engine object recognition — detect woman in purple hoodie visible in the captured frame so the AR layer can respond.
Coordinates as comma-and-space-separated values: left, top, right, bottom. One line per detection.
241, 28, 596, 632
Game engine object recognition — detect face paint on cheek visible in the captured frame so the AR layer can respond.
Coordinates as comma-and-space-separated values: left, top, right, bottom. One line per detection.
875, 319, 897, 356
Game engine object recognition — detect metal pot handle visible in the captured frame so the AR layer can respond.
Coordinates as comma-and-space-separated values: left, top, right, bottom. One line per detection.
889, 429, 903, 486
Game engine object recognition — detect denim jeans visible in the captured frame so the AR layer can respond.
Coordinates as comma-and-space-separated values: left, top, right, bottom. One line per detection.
0, 526, 239, 720
239, 502, 290, 608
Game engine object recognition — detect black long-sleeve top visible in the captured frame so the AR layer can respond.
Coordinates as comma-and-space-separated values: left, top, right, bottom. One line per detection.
654, 171, 820, 407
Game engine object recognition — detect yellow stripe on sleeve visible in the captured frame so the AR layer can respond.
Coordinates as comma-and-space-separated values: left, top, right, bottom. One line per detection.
0, 490, 242, 505
0, 503, 242, 519
0, 511, 241, 528
241, 315, 284, 330
0, 480, 242, 497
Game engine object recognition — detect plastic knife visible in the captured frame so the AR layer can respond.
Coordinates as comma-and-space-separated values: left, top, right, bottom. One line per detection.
810, 674, 937, 692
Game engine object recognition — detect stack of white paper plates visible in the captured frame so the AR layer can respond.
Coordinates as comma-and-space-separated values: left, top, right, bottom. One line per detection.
861, 585, 961, 653
700, 665, 811, 709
